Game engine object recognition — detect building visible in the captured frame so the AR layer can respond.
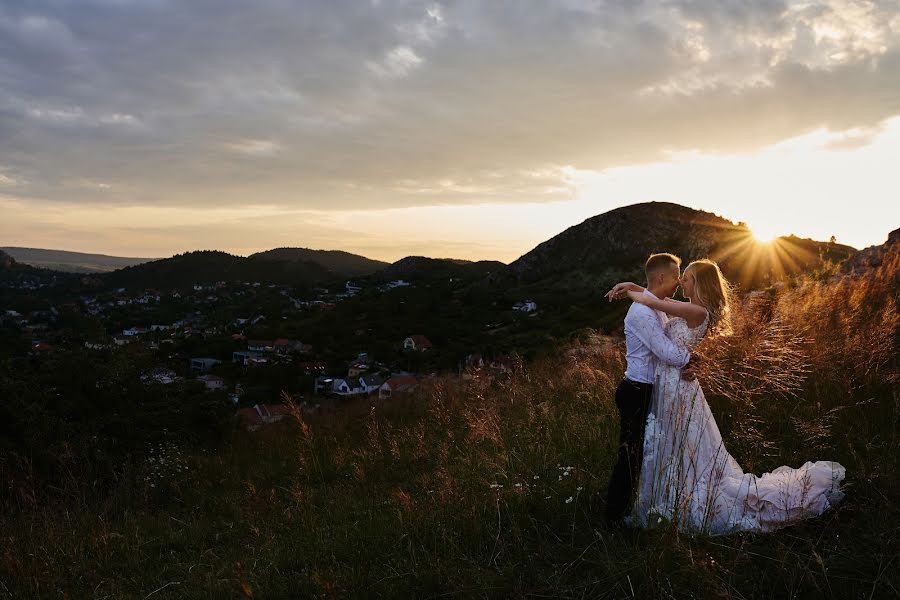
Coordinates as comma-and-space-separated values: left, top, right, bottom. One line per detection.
190, 357, 221, 372
403, 335, 433, 351
198, 374, 226, 391
378, 375, 419, 399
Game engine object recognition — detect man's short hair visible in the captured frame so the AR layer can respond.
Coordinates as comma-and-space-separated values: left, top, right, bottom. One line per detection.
644, 253, 681, 279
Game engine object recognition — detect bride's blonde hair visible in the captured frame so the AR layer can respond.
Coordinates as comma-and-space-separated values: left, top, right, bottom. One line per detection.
685, 259, 733, 334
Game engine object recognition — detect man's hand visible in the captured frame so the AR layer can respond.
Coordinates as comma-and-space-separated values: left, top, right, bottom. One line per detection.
681, 356, 700, 381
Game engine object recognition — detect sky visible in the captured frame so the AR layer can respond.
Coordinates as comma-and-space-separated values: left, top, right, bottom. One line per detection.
1, 0, 899, 263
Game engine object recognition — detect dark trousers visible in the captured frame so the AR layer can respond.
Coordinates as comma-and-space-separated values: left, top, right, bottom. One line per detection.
605, 378, 653, 523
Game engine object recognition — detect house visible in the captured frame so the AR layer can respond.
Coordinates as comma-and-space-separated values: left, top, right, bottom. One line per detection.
378, 375, 419, 399
403, 335, 433, 351
231, 350, 263, 365
236, 403, 291, 431
465, 353, 485, 368
489, 355, 515, 372
314, 375, 335, 394
141, 368, 178, 385
247, 340, 274, 352
29, 342, 55, 355
190, 357, 221, 372
197, 374, 226, 391
347, 362, 369, 378
331, 377, 366, 396
123, 326, 149, 336
360, 374, 385, 394
512, 300, 538, 313
273, 338, 294, 354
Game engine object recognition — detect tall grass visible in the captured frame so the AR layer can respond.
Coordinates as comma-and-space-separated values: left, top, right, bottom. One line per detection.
0, 257, 896, 598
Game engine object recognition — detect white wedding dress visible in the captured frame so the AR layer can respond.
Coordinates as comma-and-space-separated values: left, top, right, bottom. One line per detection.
633, 315, 846, 534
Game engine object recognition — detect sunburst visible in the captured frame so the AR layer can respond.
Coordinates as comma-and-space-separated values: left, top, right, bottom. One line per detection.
708, 227, 812, 290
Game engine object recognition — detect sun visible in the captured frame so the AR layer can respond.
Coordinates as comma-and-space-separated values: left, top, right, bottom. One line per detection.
750, 223, 781, 244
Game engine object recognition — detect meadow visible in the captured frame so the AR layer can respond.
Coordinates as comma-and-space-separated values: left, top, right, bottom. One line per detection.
1, 254, 896, 599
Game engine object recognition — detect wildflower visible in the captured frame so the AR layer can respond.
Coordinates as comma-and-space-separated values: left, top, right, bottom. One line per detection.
576, 486, 583, 492
565, 496, 573, 504
514, 483, 522, 488
533, 475, 540, 480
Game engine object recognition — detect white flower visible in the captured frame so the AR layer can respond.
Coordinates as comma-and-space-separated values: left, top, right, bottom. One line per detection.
576, 486, 583, 492
533, 475, 540, 480
565, 496, 573, 504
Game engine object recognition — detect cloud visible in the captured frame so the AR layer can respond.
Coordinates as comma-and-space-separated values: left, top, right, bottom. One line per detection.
0, 0, 898, 212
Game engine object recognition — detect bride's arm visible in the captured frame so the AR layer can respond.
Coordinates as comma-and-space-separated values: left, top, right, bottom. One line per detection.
605, 281, 645, 301
626, 290, 708, 322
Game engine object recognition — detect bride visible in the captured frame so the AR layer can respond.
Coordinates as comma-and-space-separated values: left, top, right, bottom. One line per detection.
608, 259, 845, 534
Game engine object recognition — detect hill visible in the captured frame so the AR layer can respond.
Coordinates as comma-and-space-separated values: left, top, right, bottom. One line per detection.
248, 247, 389, 277
375, 256, 507, 282
1, 247, 157, 273
840, 227, 900, 277
101, 250, 334, 289
508, 202, 856, 292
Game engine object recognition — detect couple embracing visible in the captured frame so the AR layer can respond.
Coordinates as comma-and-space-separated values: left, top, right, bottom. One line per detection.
603, 253, 845, 535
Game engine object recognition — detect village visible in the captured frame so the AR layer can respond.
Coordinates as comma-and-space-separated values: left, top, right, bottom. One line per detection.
1, 273, 536, 432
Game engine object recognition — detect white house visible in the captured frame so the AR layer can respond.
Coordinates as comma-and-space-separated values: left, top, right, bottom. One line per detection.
123, 326, 148, 336
190, 357, 221, 372
198, 374, 226, 391
512, 300, 538, 312
360, 374, 385, 394
331, 377, 366, 396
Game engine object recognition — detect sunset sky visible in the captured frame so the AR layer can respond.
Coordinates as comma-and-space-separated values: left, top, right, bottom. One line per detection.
1, 0, 899, 263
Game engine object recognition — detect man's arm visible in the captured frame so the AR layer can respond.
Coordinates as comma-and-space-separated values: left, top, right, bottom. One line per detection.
628, 307, 690, 367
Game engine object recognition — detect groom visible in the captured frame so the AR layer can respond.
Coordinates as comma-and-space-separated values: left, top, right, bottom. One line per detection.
603, 252, 692, 525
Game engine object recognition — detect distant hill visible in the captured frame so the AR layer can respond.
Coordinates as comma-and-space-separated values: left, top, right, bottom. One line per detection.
248, 247, 389, 277
0, 249, 70, 287
1, 247, 157, 273
375, 256, 507, 282
101, 250, 334, 289
840, 227, 900, 278
508, 202, 856, 292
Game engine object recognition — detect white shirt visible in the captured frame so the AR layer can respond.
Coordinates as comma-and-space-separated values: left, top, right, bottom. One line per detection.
623, 289, 690, 384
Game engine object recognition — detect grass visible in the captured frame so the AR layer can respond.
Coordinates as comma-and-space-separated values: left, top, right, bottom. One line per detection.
0, 256, 897, 598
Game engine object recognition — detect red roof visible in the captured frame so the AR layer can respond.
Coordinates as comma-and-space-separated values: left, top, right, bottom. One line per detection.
273, 338, 291, 346
31, 342, 55, 352
383, 375, 418, 391
407, 335, 432, 348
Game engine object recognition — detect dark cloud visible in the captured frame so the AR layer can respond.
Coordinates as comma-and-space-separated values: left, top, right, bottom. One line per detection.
1, 0, 899, 210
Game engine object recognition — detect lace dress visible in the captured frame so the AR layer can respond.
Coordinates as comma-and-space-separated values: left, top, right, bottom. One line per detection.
633, 315, 846, 534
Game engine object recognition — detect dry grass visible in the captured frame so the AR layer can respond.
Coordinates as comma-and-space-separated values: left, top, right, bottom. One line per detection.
0, 256, 897, 598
